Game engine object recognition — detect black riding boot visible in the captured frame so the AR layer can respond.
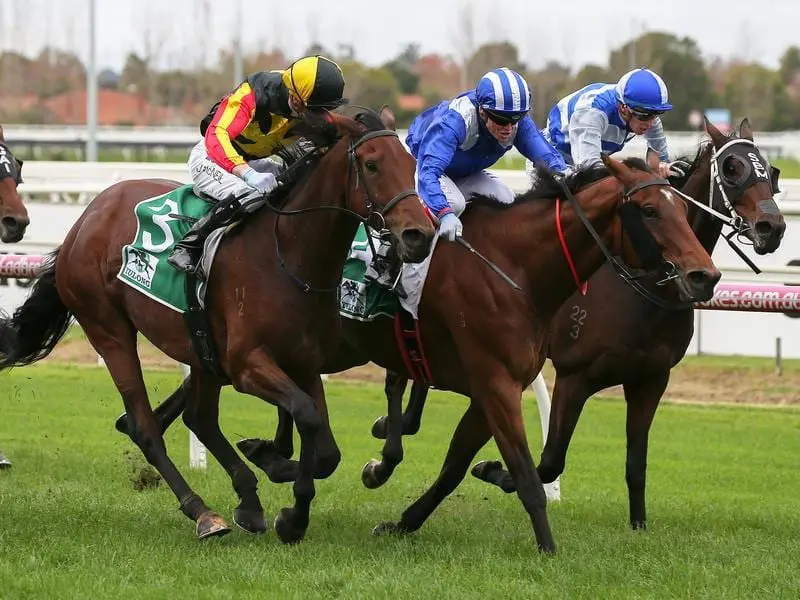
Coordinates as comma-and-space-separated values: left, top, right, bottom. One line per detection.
167, 197, 243, 279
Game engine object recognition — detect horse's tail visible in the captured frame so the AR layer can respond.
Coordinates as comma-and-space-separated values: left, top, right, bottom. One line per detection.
0, 248, 72, 369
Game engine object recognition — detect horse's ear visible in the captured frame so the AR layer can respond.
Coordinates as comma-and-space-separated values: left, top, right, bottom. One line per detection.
602, 153, 636, 186
703, 115, 728, 148
739, 117, 754, 141
646, 147, 660, 172
379, 104, 396, 131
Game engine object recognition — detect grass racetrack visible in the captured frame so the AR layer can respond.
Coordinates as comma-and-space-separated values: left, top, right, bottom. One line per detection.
1, 359, 799, 599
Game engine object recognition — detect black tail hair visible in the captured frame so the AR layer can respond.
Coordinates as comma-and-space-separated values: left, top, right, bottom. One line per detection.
0, 248, 72, 369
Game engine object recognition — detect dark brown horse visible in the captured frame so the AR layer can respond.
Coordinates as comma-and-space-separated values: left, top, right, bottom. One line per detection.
0, 108, 435, 542
0, 124, 30, 470
369, 118, 787, 530
136, 152, 723, 553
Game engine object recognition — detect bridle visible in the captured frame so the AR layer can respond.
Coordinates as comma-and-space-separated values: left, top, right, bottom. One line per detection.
665, 137, 780, 278
267, 128, 418, 294
556, 173, 687, 309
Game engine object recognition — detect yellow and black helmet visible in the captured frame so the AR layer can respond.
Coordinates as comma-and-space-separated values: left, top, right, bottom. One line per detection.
282, 55, 347, 109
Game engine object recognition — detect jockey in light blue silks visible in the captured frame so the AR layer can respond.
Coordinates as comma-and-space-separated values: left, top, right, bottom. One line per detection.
365, 67, 568, 296
527, 68, 676, 182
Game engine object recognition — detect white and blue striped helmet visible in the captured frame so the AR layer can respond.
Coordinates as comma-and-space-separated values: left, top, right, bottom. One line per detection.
476, 68, 531, 121
616, 68, 672, 112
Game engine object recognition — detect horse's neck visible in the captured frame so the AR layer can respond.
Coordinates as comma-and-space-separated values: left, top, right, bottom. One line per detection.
683, 148, 723, 254
251, 140, 358, 289
503, 179, 621, 317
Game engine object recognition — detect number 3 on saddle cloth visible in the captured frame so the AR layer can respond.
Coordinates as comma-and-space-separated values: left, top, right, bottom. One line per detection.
340, 224, 439, 386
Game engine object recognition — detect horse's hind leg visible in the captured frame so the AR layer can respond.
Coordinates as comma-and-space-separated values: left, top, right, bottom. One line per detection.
373, 400, 491, 537
182, 369, 267, 534
622, 372, 668, 530
0, 450, 10, 469
371, 373, 429, 439
362, 369, 409, 488
115, 376, 189, 437
81, 316, 230, 538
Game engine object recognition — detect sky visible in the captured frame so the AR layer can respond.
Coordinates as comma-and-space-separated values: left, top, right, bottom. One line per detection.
1, 0, 798, 75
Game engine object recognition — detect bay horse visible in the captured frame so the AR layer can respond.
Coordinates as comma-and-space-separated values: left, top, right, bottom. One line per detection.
0, 108, 435, 542
0, 124, 30, 470
369, 118, 787, 530
136, 152, 723, 553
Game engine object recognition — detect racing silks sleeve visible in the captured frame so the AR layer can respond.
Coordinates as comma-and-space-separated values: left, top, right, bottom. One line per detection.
204, 82, 257, 172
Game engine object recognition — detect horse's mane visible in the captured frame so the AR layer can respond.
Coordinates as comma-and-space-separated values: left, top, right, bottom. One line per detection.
469, 157, 654, 211
269, 107, 386, 202
667, 141, 712, 189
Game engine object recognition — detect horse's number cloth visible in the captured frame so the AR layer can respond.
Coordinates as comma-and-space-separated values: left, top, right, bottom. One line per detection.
117, 185, 210, 312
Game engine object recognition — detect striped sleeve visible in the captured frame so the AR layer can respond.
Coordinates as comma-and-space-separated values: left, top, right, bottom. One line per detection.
204, 82, 257, 172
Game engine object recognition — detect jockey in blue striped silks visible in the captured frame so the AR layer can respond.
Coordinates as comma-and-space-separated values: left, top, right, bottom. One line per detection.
529, 68, 675, 181
364, 67, 568, 296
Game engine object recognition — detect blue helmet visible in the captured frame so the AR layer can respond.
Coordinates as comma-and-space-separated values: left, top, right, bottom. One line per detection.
615, 68, 672, 112
476, 68, 532, 121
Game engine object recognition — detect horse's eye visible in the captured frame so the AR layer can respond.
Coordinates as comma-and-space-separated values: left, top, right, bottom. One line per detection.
641, 205, 659, 219
365, 160, 378, 173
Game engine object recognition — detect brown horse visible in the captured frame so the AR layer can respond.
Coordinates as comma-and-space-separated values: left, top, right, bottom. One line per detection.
0, 108, 435, 542
139, 152, 723, 553
369, 118, 787, 530
0, 124, 30, 470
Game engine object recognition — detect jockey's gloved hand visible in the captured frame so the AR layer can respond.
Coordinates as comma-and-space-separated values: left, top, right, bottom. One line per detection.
242, 167, 278, 194
439, 212, 463, 242
667, 160, 692, 179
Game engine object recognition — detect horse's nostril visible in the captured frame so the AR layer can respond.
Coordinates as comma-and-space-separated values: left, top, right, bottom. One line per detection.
401, 228, 429, 249
1, 217, 18, 230
755, 221, 772, 236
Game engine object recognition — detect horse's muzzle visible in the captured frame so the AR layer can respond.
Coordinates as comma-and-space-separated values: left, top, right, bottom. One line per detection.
679, 267, 721, 303
752, 217, 786, 255
0, 215, 29, 244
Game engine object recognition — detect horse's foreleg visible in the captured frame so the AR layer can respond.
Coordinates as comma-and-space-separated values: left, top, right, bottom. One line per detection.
371, 374, 430, 439
230, 349, 322, 544
472, 371, 590, 494
622, 372, 668, 530
362, 369, 408, 488
372, 399, 491, 536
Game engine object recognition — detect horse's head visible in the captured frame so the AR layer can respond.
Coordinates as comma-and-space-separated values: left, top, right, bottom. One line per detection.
302, 106, 435, 263
602, 154, 721, 302
0, 126, 29, 243
690, 117, 785, 254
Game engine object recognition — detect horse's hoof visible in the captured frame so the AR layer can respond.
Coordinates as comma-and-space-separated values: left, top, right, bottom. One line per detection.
470, 460, 503, 481
274, 507, 307, 545
0, 458, 11, 470
371, 416, 388, 440
114, 412, 129, 435
630, 520, 648, 531
371, 521, 407, 536
538, 543, 557, 555
361, 459, 386, 490
196, 511, 232, 539
234, 507, 268, 534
